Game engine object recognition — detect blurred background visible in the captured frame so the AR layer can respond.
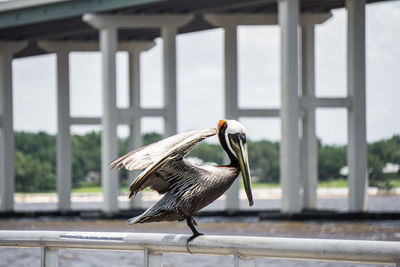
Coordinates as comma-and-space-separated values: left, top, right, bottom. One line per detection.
1, 0, 400, 266
7, 0, 400, 209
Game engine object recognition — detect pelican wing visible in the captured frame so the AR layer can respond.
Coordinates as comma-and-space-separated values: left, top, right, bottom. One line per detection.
110, 128, 217, 171
109, 128, 217, 197
127, 148, 181, 197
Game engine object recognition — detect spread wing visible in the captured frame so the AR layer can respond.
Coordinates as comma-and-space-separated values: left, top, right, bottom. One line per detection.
109, 128, 217, 197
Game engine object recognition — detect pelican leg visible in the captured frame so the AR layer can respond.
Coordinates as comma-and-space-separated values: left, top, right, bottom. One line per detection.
186, 216, 204, 254
186, 216, 203, 237
190, 216, 198, 226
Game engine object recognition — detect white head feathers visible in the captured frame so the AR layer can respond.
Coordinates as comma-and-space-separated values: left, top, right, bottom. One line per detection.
222, 120, 246, 158
225, 120, 246, 134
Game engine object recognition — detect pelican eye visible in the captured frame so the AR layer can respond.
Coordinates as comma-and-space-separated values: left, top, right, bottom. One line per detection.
239, 133, 247, 143
227, 133, 245, 149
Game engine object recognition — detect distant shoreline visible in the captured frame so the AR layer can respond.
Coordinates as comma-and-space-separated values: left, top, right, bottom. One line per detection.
14, 187, 400, 204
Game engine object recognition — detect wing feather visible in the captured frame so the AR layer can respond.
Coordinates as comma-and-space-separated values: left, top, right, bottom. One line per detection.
110, 128, 216, 171
109, 127, 217, 197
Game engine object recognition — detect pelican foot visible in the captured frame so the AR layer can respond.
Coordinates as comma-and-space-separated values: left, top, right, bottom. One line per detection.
186, 232, 204, 254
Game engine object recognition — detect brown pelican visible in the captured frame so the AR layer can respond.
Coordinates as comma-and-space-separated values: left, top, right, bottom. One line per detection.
110, 119, 253, 242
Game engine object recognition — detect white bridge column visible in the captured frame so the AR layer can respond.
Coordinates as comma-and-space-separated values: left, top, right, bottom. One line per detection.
40, 41, 155, 211
0, 42, 26, 211
301, 23, 317, 209
125, 42, 155, 209
128, 49, 142, 161
82, 14, 193, 214
202, 16, 241, 211
224, 25, 240, 212
100, 26, 119, 214
162, 26, 178, 137
346, 0, 368, 211
279, 0, 301, 213
56, 50, 72, 212
0, 48, 14, 211
300, 14, 332, 210
38, 42, 73, 212
128, 50, 143, 209
83, 14, 193, 139
299, 13, 332, 210
204, 13, 330, 213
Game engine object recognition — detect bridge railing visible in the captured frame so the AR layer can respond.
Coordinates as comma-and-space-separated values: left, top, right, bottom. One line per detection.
0, 230, 399, 266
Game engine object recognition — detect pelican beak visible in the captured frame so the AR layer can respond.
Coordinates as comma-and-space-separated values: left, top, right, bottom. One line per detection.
228, 133, 254, 206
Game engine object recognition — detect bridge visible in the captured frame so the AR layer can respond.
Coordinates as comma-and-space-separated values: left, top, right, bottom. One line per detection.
0, 0, 384, 214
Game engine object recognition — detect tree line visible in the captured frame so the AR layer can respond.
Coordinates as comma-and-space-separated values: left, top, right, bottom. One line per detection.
14, 131, 400, 192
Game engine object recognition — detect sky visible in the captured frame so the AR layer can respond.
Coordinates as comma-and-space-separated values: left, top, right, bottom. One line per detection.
11, 1, 400, 145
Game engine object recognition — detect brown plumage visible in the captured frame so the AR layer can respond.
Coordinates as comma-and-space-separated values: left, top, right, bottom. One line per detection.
109, 119, 253, 241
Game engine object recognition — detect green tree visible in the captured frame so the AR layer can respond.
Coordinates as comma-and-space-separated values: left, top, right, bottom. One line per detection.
189, 142, 224, 164
71, 131, 101, 184
385, 135, 400, 164
15, 150, 55, 192
247, 140, 280, 183
15, 132, 56, 192
368, 153, 386, 188
143, 132, 163, 146
367, 135, 400, 188
318, 142, 346, 181
13, 129, 400, 193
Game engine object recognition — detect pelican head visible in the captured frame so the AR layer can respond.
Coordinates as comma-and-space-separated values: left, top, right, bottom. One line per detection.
218, 120, 254, 206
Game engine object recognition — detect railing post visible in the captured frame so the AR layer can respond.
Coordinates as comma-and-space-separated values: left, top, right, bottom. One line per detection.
41, 245, 59, 267
234, 253, 255, 267
144, 248, 163, 267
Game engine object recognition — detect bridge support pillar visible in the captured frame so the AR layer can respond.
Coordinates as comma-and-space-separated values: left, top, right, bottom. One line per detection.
83, 13, 192, 213
346, 0, 368, 211
100, 26, 119, 214
224, 24, 240, 212
55, 50, 72, 212
300, 22, 318, 209
126, 43, 155, 209
279, 0, 301, 213
162, 26, 178, 137
0, 42, 27, 211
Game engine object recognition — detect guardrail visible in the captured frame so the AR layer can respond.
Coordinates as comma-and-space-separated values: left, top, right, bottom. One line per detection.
0, 230, 399, 266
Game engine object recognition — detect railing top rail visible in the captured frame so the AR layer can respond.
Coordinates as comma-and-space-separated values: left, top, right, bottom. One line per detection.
0, 230, 399, 265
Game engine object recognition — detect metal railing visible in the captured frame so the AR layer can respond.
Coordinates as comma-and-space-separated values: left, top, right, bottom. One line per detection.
0, 230, 399, 266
